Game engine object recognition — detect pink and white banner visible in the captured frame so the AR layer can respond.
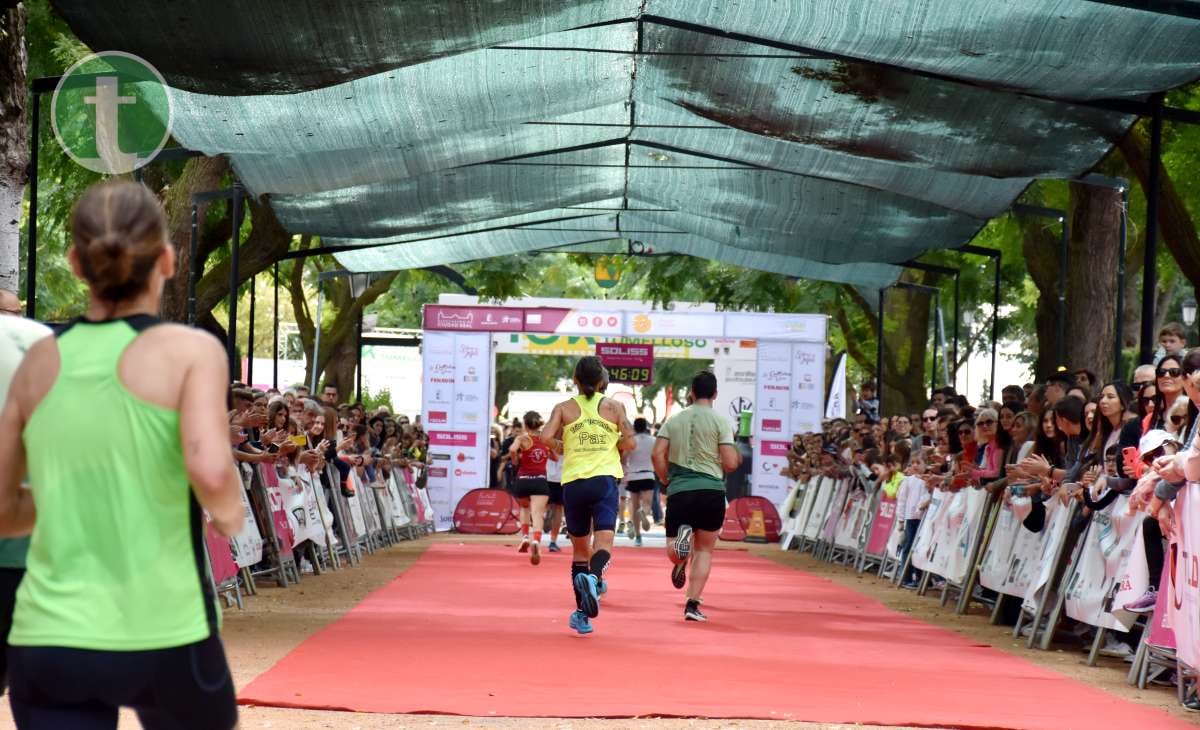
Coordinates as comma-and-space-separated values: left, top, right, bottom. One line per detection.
864, 495, 898, 557
912, 488, 990, 585
1170, 483, 1200, 669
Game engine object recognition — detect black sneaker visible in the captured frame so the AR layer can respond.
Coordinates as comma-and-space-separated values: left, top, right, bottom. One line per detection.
671, 559, 687, 590
684, 600, 707, 622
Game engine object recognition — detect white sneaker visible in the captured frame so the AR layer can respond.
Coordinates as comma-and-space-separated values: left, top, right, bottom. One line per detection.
1098, 636, 1134, 659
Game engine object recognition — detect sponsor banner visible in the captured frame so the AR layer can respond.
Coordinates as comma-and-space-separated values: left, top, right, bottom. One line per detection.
790, 342, 825, 436
626, 311, 725, 338
1169, 483, 1199, 668
1064, 494, 1148, 631
525, 309, 624, 336
453, 333, 490, 431
493, 333, 732, 360
722, 313, 827, 342
865, 495, 898, 557
429, 431, 478, 448
453, 488, 519, 533
423, 305, 524, 331
714, 352, 756, 432
759, 440, 791, 457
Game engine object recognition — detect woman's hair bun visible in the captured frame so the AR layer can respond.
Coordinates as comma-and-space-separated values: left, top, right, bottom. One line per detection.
71, 181, 167, 303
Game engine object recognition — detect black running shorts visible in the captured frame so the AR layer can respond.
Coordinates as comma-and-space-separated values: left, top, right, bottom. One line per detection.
625, 478, 655, 493
9, 633, 237, 729
547, 481, 563, 505
665, 489, 727, 537
511, 475, 549, 498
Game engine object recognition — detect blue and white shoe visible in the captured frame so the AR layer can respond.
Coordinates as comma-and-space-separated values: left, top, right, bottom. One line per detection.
547, 542, 561, 553
574, 572, 600, 618
568, 610, 593, 635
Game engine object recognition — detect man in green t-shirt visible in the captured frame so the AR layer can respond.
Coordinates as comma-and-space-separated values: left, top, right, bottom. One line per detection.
0, 304, 51, 690
652, 370, 740, 622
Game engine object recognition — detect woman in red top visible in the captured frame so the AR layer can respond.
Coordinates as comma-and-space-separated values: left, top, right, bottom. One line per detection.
510, 411, 556, 565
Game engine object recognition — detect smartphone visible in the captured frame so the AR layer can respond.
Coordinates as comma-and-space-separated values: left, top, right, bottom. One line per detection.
1009, 485, 1024, 497
290, 434, 308, 447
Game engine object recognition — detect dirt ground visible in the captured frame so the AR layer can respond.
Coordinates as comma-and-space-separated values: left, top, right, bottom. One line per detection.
0, 534, 1192, 729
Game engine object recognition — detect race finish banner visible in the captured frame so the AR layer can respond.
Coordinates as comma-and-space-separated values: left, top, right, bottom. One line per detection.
423, 304, 828, 520
596, 342, 653, 385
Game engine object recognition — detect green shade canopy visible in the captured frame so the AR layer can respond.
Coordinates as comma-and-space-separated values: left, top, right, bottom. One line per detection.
53, 1, 1200, 289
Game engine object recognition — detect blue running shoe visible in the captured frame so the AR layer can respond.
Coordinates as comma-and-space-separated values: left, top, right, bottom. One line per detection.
569, 610, 593, 635
574, 572, 600, 618
547, 542, 561, 553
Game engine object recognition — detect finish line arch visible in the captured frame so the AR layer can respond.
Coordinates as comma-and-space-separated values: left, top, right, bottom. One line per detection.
419, 300, 828, 531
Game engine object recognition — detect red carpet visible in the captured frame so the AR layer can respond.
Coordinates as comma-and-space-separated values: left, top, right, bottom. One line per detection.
239, 543, 1191, 729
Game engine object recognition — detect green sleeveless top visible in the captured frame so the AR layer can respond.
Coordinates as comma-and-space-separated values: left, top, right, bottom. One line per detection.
561, 394, 623, 484
11, 316, 218, 650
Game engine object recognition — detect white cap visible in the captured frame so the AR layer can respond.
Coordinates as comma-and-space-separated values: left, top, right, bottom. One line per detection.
1138, 429, 1178, 456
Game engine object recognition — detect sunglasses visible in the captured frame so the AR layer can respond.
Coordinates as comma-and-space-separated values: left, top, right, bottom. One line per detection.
976, 419, 996, 426
1139, 395, 1155, 404
923, 416, 938, 422
1172, 415, 1185, 425
957, 428, 973, 436
1158, 367, 1183, 378
1131, 381, 1153, 391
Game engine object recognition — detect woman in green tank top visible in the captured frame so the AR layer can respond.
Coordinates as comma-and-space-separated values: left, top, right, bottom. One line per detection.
0, 181, 244, 729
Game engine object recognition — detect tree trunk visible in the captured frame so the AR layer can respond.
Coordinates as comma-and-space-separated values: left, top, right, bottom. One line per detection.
159, 156, 230, 321
193, 197, 292, 316
1118, 123, 1200, 287
1020, 213, 1061, 382
1063, 182, 1121, 382
0, 4, 28, 293
836, 276, 930, 417
321, 321, 360, 403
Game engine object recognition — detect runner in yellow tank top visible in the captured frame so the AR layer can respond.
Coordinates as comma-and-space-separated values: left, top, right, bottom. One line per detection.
543, 357, 634, 635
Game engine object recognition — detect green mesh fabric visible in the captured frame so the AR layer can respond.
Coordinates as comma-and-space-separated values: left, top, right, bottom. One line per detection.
52, 1, 1200, 289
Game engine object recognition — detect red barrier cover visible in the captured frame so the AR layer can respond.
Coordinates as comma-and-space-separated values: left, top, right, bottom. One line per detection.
720, 496, 782, 542
865, 495, 897, 555
453, 488, 520, 534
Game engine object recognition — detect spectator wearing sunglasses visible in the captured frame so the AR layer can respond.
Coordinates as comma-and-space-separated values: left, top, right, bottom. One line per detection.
1150, 354, 1184, 431
969, 408, 1010, 491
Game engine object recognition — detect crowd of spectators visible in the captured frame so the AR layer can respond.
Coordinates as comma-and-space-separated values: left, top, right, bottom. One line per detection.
785, 323, 1197, 711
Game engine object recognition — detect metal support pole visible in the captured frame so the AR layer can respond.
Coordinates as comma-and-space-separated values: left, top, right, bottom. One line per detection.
273, 262, 280, 390
876, 287, 885, 418
246, 275, 256, 387
25, 92, 40, 319
990, 253, 1000, 400
1115, 187, 1128, 380
310, 282, 324, 394
1057, 217, 1069, 369
226, 188, 243, 380
1140, 93, 1165, 366
952, 272, 960, 389
187, 204, 198, 325
356, 310, 364, 404
931, 299, 940, 395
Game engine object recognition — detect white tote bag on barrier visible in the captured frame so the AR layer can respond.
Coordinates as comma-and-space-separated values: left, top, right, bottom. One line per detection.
833, 489, 870, 550
1022, 498, 1077, 615
802, 478, 833, 541
387, 472, 412, 528
942, 488, 989, 585
1064, 494, 1147, 632
821, 479, 850, 542
911, 489, 946, 573
294, 465, 335, 548
346, 472, 369, 537
978, 500, 1021, 593
229, 466, 264, 569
